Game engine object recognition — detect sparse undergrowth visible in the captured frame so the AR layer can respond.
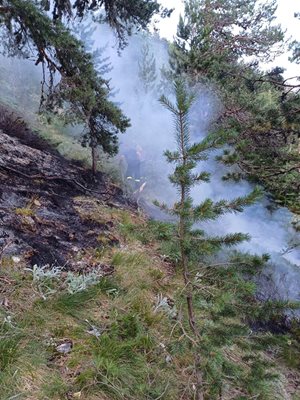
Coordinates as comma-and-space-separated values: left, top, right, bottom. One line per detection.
0, 204, 299, 400
36, 116, 124, 184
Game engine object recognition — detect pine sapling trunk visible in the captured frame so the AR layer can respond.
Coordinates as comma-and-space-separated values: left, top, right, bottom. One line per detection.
178, 110, 203, 400
178, 110, 197, 336
179, 190, 204, 400
160, 79, 261, 400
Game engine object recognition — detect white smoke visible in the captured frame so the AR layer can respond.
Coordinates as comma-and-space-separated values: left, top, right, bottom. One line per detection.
91, 26, 300, 302
0, 22, 299, 303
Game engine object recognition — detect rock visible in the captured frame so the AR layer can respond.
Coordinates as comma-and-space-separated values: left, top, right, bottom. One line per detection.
165, 355, 172, 363
56, 341, 73, 354
1, 297, 9, 307
85, 319, 104, 338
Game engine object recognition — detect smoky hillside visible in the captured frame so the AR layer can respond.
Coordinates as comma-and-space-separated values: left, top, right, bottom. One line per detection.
0, 1, 300, 400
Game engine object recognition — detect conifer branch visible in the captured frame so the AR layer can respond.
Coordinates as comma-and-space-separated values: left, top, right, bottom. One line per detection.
159, 95, 178, 115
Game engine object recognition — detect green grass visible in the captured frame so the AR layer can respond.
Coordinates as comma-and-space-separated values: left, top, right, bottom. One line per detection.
0, 330, 21, 371
51, 278, 118, 315
118, 219, 181, 263
0, 248, 182, 399
41, 374, 69, 399
0, 215, 299, 400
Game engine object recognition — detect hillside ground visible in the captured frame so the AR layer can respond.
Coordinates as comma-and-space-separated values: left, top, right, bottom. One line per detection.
0, 106, 299, 400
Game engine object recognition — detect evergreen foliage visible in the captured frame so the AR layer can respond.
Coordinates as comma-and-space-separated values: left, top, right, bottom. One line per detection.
37, 0, 163, 48
71, 19, 119, 173
157, 79, 262, 398
168, 0, 300, 211
171, 0, 284, 78
0, 0, 169, 174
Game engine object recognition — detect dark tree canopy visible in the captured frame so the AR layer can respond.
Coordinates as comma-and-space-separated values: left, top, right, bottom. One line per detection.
0, 0, 165, 171
39, 0, 163, 48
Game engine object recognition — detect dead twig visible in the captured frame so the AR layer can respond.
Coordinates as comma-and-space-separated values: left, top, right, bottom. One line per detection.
0, 239, 13, 260
154, 381, 170, 400
0, 276, 15, 284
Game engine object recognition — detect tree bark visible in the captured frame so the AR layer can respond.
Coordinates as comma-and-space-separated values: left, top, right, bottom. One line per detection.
178, 111, 203, 400
91, 144, 97, 176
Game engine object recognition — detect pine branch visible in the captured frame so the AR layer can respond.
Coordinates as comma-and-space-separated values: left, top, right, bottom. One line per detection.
159, 95, 178, 115
153, 199, 173, 215
193, 187, 262, 222
192, 232, 250, 248
192, 171, 211, 183
157, 78, 262, 400
164, 150, 181, 162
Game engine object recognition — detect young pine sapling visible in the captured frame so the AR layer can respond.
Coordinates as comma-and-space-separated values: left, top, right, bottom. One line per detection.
157, 79, 261, 399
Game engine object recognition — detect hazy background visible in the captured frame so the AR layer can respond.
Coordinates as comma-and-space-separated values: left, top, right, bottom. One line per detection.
0, 6, 299, 303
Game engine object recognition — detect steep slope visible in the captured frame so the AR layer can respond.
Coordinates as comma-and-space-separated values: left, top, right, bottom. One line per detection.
0, 118, 128, 268
0, 114, 299, 400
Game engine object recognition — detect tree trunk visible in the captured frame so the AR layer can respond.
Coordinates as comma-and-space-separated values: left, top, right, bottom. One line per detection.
178, 110, 204, 400
91, 144, 97, 177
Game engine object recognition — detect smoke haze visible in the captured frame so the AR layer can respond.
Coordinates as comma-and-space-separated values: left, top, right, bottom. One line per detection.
0, 22, 299, 303
95, 26, 300, 303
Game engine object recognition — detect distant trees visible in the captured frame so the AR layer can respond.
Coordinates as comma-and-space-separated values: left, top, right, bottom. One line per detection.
0, 0, 166, 175
168, 0, 300, 211
290, 12, 300, 64
157, 79, 261, 399
138, 42, 157, 94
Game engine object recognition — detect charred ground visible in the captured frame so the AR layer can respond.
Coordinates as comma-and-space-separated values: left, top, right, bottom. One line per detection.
0, 105, 132, 269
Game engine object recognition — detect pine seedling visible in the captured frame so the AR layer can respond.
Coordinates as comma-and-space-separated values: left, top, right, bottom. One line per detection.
157, 79, 262, 399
